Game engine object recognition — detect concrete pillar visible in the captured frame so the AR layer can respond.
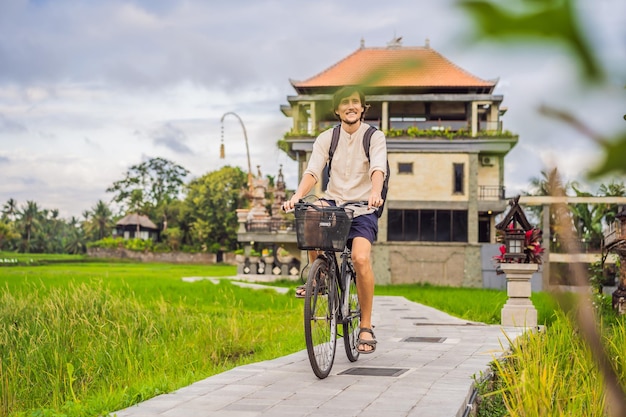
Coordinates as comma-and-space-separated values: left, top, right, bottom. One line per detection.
468, 154, 478, 244
381, 101, 389, 131
490, 103, 499, 132
500, 263, 539, 328
310, 102, 316, 134
471, 101, 478, 137
291, 104, 298, 132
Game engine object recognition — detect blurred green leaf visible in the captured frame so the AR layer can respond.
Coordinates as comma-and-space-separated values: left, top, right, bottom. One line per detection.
588, 133, 626, 178
458, 0, 603, 81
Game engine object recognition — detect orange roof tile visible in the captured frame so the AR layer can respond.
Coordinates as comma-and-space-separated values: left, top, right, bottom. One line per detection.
291, 46, 495, 90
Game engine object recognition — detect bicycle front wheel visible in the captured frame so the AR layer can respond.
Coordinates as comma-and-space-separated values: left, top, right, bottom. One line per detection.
304, 257, 337, 379
342, 268, 361, 362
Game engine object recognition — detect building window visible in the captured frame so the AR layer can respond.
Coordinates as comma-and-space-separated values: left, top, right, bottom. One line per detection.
453, 163, 464, 194
398, 162, 413, 174
387, 209, 468, 242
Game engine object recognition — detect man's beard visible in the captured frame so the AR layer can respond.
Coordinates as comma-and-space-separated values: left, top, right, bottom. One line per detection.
340, 115, 360, 125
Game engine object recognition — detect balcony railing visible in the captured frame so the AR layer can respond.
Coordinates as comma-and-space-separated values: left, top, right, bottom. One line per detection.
604, 221, 622, 246
389, 120, 469, 131
550, 237, 602, 254
245, 219, 295, 233
479, 186, 506, 200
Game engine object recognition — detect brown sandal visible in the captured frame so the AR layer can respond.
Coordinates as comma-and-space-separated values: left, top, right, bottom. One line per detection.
294, 285, 306, 298
357, 328, 377, 354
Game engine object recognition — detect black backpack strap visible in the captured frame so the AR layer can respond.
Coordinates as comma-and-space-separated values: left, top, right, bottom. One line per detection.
361, 126, 378, 160
362, 125, 389, 217
327, 125, 341, 176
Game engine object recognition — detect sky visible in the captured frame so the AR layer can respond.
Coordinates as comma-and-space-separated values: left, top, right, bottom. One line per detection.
0, 0, 625, 219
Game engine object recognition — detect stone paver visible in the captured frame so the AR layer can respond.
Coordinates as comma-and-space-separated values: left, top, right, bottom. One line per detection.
111, 296, 526, 417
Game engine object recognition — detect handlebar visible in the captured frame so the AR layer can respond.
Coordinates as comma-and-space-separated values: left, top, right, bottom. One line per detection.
283, 199, 369, 213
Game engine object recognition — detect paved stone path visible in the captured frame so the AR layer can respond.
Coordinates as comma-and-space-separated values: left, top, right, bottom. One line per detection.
111, 295, 526, 417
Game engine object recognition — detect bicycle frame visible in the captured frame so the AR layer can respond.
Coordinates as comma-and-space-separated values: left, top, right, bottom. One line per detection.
338, 248, 356, 323
318, 246, 353, 325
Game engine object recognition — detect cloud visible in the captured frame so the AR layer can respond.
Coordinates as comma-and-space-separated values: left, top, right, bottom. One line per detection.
150, 122, 192, 154
0, 114, 27, 133
0, 0, 624, 219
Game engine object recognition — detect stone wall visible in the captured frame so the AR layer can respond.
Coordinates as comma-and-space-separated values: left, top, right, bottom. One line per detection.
387, 242, 468, 286
371, 241, 489, 288
87, 247, 236, 264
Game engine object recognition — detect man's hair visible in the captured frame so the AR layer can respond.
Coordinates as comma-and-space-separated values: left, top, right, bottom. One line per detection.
332, 86, 369, 120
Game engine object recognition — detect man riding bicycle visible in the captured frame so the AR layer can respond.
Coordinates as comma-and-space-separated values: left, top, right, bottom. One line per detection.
282, 86, 387, 354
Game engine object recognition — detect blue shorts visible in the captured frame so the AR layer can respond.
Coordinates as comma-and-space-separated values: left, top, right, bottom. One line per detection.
322, 200, 378, 245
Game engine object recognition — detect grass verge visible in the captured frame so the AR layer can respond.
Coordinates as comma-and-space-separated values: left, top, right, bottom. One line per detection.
0, 261, 302, 417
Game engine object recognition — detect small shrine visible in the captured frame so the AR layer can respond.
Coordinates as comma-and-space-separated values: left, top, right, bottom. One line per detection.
495, 195, 543, 265
235, 164, 300, 278
271, 165, 287, 219
494, 196, 542, 328
247, 165, 270, 222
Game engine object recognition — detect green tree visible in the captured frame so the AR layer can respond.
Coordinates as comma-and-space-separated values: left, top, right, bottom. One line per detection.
154, 198, 184, 232
183, 166, 248, 251
2, 198, 18, 221
526, 168, 570, 199
16, 201, 41, 253
106, 157, 189, 219
569, 183, 605, 250
64, 216, 86, 254
83, 200, 113, 241
525, 168, 573, 249
0, 219, 19, 250
569, 180, 626, 250
160, 226, 182, 251
37, 208, 64, 253
598, 181, 626, 226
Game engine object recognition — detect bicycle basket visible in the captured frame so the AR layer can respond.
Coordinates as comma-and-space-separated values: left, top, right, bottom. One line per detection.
294, 204, 354, 251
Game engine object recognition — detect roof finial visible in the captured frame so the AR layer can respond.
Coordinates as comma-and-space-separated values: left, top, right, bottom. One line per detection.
360, 37, 365, 49
425, 37, 430, 48
387, 33, 403, 49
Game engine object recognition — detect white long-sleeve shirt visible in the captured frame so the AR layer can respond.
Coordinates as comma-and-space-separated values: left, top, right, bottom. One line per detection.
304, 123, 387, 215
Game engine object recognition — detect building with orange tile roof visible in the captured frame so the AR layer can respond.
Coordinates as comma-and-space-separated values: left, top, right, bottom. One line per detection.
258, 37, 520, 287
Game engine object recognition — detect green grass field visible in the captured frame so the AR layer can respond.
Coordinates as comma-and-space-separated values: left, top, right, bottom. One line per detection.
0, 258, 303, 417
1, 253, 624, 417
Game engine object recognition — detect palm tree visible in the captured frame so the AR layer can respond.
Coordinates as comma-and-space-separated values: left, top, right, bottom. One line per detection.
91, 200, 113, 240
525, 168, 572, 250
598, 181, 626, 226
2, 198, 18, 221
570, 183, 605, 251
17, 201, 40, 253
82, 200, 113, 242
65, 216, 86, 254
42, 208, 64, 253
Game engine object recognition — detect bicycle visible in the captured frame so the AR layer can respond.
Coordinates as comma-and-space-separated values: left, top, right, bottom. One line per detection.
293, 200, 365, 379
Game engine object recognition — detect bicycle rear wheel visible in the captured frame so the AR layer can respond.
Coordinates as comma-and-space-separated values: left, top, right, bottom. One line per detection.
304, 257, 337, 379
342, 268, 361, 362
